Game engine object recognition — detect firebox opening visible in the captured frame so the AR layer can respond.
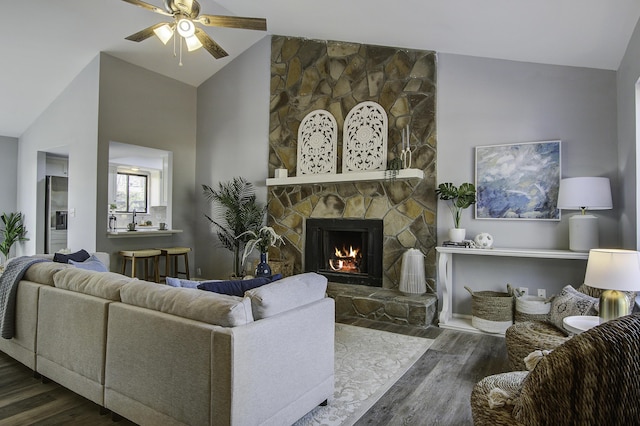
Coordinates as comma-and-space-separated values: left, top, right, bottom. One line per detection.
305, 218, 383, 286
324, 230, 366, 275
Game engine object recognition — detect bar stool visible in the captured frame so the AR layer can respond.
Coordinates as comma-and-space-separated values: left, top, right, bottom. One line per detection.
119, 249, 162, 283
159, 247, 192, 281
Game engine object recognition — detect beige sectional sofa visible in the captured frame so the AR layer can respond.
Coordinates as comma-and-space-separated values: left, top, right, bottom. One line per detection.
0, 259, 335, 426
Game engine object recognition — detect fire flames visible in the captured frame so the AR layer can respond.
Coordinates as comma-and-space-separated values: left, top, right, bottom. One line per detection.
329, 245, 361, 272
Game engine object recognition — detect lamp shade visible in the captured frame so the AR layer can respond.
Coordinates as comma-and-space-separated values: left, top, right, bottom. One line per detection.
153, 23, 174, 45
583, 249, 640, 291
557, 177, 612, 210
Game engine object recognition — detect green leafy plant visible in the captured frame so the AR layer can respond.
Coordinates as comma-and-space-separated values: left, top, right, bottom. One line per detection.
435, 182, 477, 228
202, 177, 266, 277
238, 226, 285, 266
0, 212, 29, 262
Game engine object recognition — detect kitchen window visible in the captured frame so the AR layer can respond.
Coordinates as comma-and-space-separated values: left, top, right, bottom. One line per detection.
116, 172, 148, 213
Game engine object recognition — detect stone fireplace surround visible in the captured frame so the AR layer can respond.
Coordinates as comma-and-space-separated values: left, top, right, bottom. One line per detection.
266, 36, 438, 325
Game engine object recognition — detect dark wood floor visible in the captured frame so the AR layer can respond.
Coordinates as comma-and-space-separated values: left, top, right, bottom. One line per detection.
340, 317, 510, 426
0, 354, 135, 426
0, 319, 509, 425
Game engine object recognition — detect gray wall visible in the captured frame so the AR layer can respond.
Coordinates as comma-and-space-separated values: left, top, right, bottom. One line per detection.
438, 53, 618, 314
96, 54, 197, 271
194, 40, 620, 317
617, 17, 640, 249
195, 37, 270, 279
17, 53, 198, 272
18, 57, 100, 255
0, 136, 18, 215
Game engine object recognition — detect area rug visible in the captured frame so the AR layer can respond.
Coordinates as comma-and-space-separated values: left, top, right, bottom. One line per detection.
294, 323, 434, 426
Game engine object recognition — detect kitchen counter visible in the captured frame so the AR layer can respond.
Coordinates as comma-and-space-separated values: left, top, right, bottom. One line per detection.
106, 229, 183, 238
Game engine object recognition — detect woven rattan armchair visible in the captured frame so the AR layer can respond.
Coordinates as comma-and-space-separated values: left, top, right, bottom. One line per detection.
471, 313, 640, 426
505, 284, 636, 371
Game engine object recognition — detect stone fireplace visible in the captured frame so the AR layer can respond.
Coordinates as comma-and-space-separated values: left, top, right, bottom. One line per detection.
267, 35, 438, 293
305, 218, 383, 286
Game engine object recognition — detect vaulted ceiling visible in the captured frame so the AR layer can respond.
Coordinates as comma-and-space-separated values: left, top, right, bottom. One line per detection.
2, 0, 639, 138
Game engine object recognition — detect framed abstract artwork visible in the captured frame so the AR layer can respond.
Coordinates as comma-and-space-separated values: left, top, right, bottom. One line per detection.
475, 140, 561, 220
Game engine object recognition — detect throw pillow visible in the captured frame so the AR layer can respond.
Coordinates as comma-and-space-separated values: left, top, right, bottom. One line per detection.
166, 277, 203, 289
577, 284, 636, 313
69, 254, 108, 272
198, 276, 273, 297
53, 249, 90, 264
548, 285, 598, 334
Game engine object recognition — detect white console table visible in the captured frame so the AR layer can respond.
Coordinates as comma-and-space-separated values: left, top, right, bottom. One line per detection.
436, 247, 589, 334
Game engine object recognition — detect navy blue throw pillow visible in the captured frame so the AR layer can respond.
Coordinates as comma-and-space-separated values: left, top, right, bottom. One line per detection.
198, 276, 272, 297
53, 249, 91, 264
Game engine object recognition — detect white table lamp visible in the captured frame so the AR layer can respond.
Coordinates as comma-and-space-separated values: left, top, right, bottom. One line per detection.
557, 177, 612, 252
583, 249, 640, 321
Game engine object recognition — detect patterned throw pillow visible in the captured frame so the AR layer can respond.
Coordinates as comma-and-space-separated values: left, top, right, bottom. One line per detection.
548, 285, 598, 334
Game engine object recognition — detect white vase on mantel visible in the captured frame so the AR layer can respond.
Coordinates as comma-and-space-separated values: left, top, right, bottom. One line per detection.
448, 228, 466, 243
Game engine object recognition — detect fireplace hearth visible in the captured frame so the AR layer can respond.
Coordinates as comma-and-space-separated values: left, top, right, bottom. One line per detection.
305, 218, 383, 286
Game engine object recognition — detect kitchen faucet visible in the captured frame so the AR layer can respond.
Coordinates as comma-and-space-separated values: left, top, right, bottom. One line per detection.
131, 209, 137, 229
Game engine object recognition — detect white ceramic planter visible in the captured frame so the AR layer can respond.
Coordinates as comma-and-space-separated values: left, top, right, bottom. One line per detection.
448, 228, 466, 242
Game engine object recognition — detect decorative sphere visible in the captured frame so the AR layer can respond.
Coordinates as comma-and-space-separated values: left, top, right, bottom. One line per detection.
474, 232, 494, 249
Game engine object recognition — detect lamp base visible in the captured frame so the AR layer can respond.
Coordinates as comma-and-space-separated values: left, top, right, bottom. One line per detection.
599, 289, 630, 322
568, 214, 599, 252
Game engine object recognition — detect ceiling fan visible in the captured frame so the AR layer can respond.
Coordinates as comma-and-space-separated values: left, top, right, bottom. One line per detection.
121, 0, 267, 61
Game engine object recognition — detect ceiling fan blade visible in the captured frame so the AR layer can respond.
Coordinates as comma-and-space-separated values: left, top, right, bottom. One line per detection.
121, 0, 173, 17
195, 15, 267, 31
125, 23, 169, 42
195, 28, 228, 59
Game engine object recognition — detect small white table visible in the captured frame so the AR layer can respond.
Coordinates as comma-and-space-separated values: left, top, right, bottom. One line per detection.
563, 315, 601, 334
436, 246, 589, 333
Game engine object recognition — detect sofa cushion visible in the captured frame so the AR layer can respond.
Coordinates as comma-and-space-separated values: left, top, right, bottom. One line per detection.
69, 254, 109, 272
23, 261, 72, 286
245, 272, 327, 320
53, 249, 90, 264
54, 268, 133, 301
197, 274, 282, 297
120, 281, 254, 327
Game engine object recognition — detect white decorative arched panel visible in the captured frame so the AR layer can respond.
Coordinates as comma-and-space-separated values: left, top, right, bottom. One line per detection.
296, 110, 338, 175
342, 101, 388, 172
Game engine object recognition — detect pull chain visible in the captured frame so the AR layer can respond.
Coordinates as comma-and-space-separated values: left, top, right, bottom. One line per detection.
173, 31, 177, 58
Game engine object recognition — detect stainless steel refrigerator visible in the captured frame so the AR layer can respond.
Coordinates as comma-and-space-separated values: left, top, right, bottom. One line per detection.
45, 176, 68, 254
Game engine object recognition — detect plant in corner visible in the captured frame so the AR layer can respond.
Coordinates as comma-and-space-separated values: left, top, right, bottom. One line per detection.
435, 182, 476, 242
202, 177, 266, 278
0, 212, 29, 265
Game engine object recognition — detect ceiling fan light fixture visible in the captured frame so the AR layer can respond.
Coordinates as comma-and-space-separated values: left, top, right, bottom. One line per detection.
153, 23, 175, 44
177, 17, 196, 38
185, 35, 203, 51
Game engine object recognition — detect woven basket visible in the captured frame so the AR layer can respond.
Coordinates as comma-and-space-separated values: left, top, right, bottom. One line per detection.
515, 295, 550, 323
465, 285, 514, 334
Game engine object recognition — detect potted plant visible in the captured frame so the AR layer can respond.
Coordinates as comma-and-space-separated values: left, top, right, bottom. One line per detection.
0, 212, 29, 267
202, 177, 265, 277
435, 182, 476, 242
239, 226, 285, 277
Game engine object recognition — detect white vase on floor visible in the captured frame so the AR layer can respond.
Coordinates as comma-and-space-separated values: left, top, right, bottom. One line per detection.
448, 228, 465, 243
